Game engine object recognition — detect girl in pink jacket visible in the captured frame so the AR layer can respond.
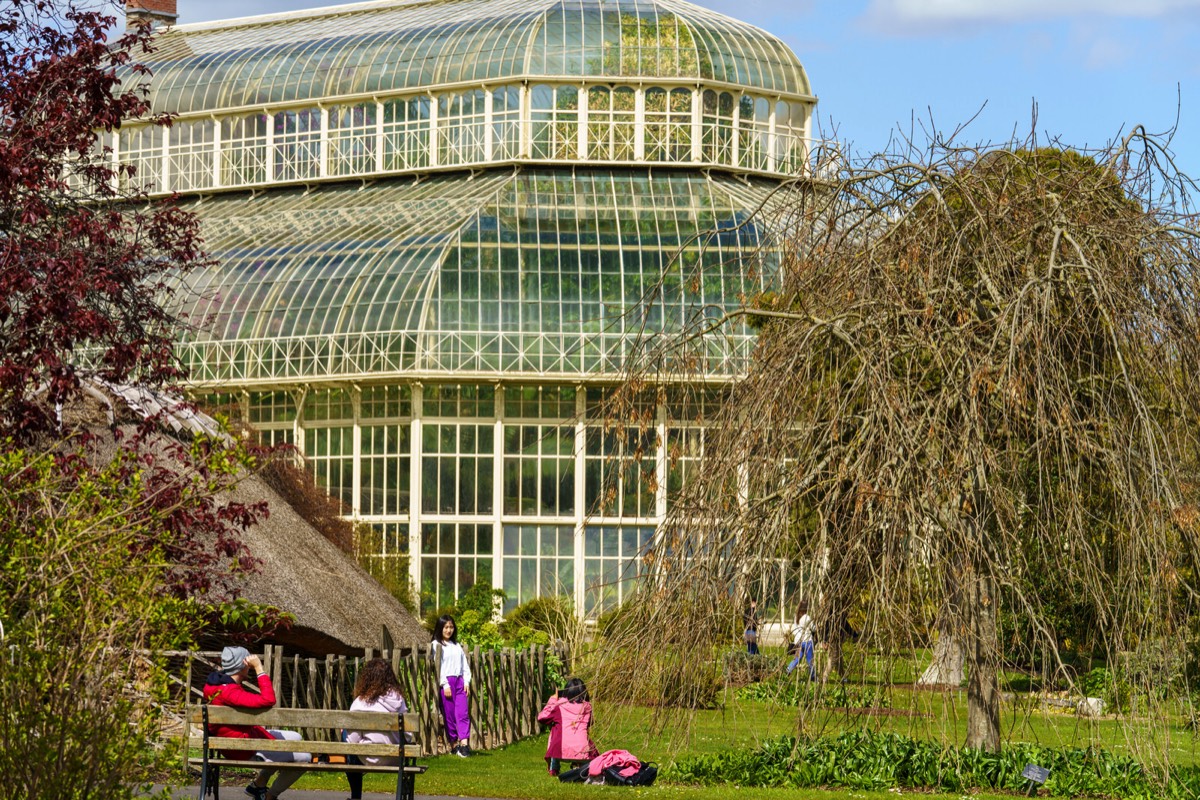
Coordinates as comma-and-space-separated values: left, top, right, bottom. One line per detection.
537, 677, 599, 776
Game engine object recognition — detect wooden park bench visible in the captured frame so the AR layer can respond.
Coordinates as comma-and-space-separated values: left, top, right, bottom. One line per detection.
187, 705, 426, 800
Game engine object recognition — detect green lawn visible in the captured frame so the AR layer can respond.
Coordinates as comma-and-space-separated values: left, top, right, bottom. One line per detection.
256, 668, 1200, 800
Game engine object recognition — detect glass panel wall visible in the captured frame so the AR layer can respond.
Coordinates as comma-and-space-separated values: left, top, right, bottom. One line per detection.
644, 87, 693, 162
492, 86, 522, 160
382, 96, 431, 171
503, 424, 575, 516
530, 84, 579, 160
329, 103, 377, 176
502, 524, 574, 611
586, 86, 637, 161
421, 422, 494, 515
121, 125, 163, 191
438, 89, 488, 165
421, 522, 492, 610
167, 119, 215, 192
221, 381, 777, 616
118, 82, 815, 194
701, 89, 735, 164
738, 95, 771, 171
583, 525, 654, 614
274, 108, 322, 182
221, 114, 269, 186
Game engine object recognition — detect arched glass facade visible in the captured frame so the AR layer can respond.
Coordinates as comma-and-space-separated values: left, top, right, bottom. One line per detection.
124, 0, 816, 614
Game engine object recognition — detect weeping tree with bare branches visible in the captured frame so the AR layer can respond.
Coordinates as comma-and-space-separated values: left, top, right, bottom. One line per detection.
592, 131, 1200, 754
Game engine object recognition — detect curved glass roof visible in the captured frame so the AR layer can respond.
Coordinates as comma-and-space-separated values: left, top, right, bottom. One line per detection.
138, 0, 811, 115
172, 168, 780, 384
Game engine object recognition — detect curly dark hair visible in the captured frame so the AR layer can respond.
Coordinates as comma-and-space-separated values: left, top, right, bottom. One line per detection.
353, 657, 403, 704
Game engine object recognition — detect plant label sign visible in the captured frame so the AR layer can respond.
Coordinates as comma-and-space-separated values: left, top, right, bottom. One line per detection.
1022, 764, 1050, 784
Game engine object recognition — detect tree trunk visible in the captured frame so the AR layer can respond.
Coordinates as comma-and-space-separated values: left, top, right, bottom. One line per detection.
917, 625, 965, 686
919, 569, 966, 687
964, 569, 1000, 751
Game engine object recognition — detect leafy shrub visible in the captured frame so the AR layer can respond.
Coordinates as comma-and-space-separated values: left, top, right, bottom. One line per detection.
723, 649, 780, 685
0, 446, 199, 800
737, 676, 890, 710
1079, 666, 1132, 713
652, 661, 724, 709
424, 582, 506, 648
664, 730, 1196, 797
499, 594, 575, 641
594, 600, 640, 639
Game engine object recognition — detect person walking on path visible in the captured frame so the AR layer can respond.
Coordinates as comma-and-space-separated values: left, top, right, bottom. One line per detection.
433, 615, 472, 757
742, 598, 760, 655
203, 646, 309, 800
786, 601, 817, 679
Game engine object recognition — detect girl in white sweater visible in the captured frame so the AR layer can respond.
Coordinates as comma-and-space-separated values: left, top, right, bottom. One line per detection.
344, 658, 410, 799
433, 614, 472, 756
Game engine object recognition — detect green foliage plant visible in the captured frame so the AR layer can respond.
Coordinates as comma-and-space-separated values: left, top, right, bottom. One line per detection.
425, 582, 506, 649
499, 594, 575, 642
665, 730, 1200, 797
737, 675, 891, 711
0, 446, 199, 800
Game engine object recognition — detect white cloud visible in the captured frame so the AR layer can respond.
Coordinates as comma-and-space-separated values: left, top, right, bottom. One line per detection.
867, 0, 1200, 24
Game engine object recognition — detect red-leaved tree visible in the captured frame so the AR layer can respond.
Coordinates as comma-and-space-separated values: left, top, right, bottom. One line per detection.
0, 0, 199, 436
0, 0, 270, 606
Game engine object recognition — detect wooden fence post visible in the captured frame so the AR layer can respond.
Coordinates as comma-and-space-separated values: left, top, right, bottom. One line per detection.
468, 646, 481, 751
289, 654, 300, 708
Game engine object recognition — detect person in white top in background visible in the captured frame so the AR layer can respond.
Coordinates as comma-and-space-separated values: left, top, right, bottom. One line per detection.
433, 614, 472, 756
786, 600, 816, 679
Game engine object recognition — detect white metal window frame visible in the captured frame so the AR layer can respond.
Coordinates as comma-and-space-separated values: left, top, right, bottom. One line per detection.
236, 381, 691, 615
111, 77, 819, 196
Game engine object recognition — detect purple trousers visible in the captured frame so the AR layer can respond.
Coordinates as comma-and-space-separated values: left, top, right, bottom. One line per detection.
441, 676, 470, 742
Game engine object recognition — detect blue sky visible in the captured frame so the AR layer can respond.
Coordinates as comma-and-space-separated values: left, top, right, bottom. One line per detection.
173, 0, 1200, 177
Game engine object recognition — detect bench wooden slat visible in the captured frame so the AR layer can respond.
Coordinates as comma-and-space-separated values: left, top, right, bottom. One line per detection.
190, 736, 421, 759
187, 757, 426, 774
188, 700, 427, 800
188, 706, 418, 732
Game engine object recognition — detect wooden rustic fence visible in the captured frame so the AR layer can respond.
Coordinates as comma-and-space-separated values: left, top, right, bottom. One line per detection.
181, 644, 567, 754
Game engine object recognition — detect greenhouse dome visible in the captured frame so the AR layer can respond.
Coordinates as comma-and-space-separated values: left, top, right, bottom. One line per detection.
115, 0, 818, 617
139, 0, 811, 114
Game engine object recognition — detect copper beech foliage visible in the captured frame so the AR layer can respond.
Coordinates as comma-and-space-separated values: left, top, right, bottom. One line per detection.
0, 0, 200, 438
595, 133, 1200, 755
0, 0, 267, 606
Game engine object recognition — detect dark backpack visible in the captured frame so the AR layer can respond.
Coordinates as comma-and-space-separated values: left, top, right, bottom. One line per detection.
603, 762, 659, 787
557, 761, 592, 783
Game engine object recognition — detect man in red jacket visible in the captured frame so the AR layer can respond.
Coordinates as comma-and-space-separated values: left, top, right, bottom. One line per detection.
204, 646, 309, 800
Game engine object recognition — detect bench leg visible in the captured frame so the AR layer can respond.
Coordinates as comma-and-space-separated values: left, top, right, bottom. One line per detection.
200, 763, 220, 799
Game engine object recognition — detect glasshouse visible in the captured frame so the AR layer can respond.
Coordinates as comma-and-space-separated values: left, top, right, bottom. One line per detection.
117, 0, 818, 614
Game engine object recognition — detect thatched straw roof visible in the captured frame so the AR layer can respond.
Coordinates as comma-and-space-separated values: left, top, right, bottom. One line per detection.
62, 382, 428, 656
223, 472, 429, 652
221, 471, 428, 655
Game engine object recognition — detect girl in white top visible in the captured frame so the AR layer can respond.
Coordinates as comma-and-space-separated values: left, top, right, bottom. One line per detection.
433, 614, 473, 756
